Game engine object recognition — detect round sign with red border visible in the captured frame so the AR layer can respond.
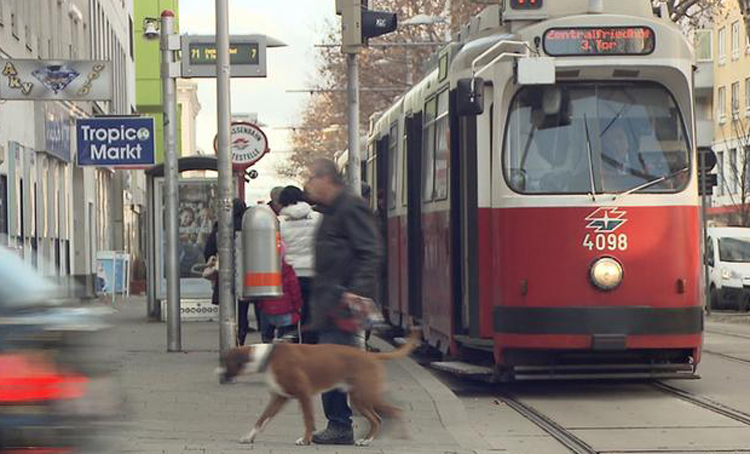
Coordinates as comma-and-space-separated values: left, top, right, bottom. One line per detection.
214, 121, 269, 169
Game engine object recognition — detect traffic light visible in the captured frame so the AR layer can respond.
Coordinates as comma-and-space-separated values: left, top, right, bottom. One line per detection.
336, 0, 397, 53
510, 0, 543, 9
698, 147, 718, 196
699, 173, 718, 196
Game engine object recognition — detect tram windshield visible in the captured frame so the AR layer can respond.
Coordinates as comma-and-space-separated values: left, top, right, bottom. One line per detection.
504, 82, 690, 194
719, 237, 750, 263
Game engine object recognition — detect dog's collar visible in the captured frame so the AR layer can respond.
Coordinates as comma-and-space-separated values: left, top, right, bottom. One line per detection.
249, 344, 275, 373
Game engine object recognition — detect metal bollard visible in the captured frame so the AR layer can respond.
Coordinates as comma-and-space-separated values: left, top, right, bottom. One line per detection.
242, 205, 283, 299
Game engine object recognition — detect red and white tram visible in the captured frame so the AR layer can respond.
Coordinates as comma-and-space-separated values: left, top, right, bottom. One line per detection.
364, 0, 704, 380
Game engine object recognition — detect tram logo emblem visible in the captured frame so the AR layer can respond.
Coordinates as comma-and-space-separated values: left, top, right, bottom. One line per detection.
585, 207, 627, 233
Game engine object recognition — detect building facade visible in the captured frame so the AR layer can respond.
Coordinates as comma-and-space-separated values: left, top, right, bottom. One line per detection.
133, 0, 181, 164
707, 2, 750, 224
0, 0, 137, 290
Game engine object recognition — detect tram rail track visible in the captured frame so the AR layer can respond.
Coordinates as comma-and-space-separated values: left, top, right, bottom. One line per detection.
652, 381, 750, 426
496, 391, 598, 454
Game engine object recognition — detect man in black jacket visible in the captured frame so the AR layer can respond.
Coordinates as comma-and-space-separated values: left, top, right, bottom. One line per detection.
304, 158, 381, 445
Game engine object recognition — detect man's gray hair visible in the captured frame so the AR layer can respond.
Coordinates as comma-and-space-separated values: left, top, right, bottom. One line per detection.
269, 186, 284, 201
311, 158, 345, 186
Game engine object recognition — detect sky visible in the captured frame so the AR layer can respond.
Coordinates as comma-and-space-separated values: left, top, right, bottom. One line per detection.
178, 0, 338, 204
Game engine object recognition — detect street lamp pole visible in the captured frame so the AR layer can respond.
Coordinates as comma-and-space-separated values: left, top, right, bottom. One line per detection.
346, 53, 361, 196
160, 10, 181, 352
216, 0, 236, 354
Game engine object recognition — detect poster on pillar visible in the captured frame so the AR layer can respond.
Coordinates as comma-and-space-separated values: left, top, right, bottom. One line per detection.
76, 117, 156, 167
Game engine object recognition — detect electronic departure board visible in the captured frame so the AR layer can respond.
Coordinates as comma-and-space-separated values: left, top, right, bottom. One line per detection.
543, 27, 655, 56
181, 35, 267, 78
188, 42, 260, 66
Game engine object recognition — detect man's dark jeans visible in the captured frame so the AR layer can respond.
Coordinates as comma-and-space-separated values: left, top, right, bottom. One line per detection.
318, 330, 358, 429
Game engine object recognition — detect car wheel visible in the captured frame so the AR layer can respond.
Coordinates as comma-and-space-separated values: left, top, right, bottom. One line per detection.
710, 286, 722, 311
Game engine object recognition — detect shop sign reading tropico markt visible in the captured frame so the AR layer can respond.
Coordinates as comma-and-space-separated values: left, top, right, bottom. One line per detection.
214, 121, 269, 168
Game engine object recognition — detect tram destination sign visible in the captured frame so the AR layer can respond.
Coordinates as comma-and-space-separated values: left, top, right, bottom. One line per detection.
181, 35, 267, 78
543, 27, 655, 56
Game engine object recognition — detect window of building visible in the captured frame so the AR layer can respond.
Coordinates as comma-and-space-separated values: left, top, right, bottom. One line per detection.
718, 86, 727, 123
11, 8, 18, 39
732, 81, 740, 116
732, 21, 741, 60
23, 0, 31, 49
71, 17, 79, 59
129, 16, 134, 59
695, 30, 713, 62
730, 148, 738, 194
717, 151, 725, 196
718, 27, 727, 64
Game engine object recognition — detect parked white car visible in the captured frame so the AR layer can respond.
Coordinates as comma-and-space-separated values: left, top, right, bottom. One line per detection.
707, 227, 750, 311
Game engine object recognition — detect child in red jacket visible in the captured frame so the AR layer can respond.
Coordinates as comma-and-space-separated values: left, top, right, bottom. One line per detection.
258, 247, 303, 343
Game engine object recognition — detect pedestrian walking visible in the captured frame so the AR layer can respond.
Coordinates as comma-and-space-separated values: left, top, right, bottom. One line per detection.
304, 158, 382, 446
257, 245, 303, 343
278, 185, 322, 343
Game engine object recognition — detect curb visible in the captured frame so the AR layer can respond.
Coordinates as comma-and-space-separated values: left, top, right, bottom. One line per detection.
370, 336, 490, 452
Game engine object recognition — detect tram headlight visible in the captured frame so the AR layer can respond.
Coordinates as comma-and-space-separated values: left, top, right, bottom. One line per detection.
589, 257, 623, 291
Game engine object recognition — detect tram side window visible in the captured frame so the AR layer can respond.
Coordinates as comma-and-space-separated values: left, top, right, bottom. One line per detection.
388, 123, 398, 210
402, 124, 408, 207
434, 91, 450, 200
422, 98, 437, 201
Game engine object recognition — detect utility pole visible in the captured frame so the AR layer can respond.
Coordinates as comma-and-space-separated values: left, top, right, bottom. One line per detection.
161, 10, 181, 352
216, 0, 236, 354
336, 0, 397, 196
346, 53, 361, 196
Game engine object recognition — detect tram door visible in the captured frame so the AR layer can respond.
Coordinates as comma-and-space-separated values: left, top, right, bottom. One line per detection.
375, 136, 389, 310
456, 85, 493, 338
405, 114, 424, 321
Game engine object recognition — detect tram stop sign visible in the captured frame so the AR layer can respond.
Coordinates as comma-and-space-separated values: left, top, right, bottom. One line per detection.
214, 121, 269, 169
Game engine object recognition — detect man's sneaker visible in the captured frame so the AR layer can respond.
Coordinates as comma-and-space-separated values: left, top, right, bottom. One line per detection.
312, 425, 354, 445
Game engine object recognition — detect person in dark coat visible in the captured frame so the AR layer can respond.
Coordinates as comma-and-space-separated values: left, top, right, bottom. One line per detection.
203, 198, 253, 344
303, 158, 382, 445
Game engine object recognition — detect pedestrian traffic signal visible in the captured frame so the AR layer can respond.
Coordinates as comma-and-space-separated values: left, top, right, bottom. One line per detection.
699, 172, 718, 196
335, 0, 397, 53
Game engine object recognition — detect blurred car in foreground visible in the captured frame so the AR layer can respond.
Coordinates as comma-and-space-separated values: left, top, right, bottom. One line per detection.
0, 247, 120, 453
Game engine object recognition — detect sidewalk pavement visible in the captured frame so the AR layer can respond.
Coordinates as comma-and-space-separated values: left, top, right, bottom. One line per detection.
103, 296, 487, 454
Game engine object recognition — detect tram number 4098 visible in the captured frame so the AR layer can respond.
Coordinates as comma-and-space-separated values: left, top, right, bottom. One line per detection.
582, 233, 628, 251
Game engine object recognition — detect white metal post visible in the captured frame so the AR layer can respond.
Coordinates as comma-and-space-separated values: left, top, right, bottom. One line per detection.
216, 0, 236, 354
161, 10, 181, 352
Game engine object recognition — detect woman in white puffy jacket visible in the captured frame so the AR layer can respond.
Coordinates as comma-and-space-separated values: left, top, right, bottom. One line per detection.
277, 186, 322, 341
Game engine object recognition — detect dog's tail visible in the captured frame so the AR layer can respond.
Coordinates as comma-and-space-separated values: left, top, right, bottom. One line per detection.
370, 328, 420, 361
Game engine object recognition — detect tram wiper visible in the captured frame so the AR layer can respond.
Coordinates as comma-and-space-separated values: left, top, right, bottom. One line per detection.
583, 114, 597, 202
611, 166, 690, 201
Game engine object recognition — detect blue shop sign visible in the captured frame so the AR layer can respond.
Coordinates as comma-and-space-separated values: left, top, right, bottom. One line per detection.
44, 102, 73, 162
76, 116, 155, 167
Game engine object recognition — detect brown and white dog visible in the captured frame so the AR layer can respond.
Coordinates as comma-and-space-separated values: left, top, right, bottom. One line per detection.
217, 330, 419, 446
